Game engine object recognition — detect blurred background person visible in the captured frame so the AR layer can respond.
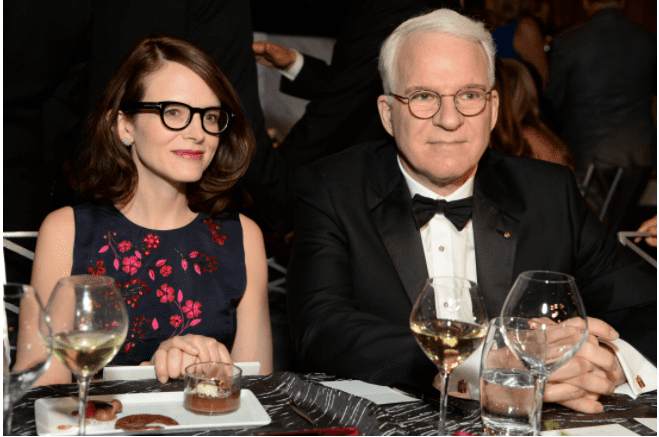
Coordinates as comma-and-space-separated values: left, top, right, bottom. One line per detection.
491, 57, 574, 169
544, 0, 656, 232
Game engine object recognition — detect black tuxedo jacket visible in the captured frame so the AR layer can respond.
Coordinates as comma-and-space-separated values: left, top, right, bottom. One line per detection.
287, 141, 656, 389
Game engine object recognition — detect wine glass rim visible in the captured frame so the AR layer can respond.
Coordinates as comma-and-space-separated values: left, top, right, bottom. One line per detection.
57, 274, 116, 287
425, 276, 477, 285
3, 282, 36, 298
518, 270, 576, 283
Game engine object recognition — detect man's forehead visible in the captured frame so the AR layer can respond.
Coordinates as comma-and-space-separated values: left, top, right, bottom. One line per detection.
395, 32, 489, 89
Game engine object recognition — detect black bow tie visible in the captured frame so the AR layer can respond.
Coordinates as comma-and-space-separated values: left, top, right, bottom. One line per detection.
411, 194, 473, 231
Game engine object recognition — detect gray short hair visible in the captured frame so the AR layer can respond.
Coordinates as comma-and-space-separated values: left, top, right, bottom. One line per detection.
378, 9, 496, 95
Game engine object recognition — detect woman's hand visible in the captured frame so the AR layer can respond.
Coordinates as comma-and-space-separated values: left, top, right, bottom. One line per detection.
151, 335, 233, 383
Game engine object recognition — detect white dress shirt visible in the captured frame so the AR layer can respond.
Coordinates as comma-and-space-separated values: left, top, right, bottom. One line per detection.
398, 157, 482, 396
398, 157, 656, 399
280, 49, 304, 81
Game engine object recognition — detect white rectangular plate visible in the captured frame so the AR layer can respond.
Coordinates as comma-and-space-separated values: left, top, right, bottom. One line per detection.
35, 389, 271, 435
103, 362, 261, 381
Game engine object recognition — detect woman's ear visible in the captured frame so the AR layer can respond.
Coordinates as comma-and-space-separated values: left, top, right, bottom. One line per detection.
115, 110, 134, 145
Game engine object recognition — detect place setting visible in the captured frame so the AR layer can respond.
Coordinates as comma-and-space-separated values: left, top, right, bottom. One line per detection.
4, 272, 657, 436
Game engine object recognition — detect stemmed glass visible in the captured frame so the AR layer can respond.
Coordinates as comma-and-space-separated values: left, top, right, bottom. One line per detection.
3, 283, 53, 435
42, 275, 128, 435
500, 271, 588, 436
410, 277, 489, 435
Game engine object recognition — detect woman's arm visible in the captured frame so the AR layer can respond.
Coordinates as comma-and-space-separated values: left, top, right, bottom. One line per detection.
15, 207, 75, 385
230, 214, 273, 375
514, 17, 549, 89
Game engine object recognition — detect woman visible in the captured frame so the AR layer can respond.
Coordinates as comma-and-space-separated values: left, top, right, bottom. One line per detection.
491, 57, 574, 169
16, 33, 273, 384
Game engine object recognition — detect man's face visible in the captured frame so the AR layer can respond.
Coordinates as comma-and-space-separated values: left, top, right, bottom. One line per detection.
377, 32, 499, 196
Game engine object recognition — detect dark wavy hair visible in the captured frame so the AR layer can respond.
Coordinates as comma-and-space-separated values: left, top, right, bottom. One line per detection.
72, 33, 256, 215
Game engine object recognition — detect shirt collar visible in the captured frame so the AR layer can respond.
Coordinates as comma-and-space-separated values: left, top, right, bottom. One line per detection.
397, 155, 475, 202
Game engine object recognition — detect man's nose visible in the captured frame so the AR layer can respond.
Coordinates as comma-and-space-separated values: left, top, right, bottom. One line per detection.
431, 97, 463, 131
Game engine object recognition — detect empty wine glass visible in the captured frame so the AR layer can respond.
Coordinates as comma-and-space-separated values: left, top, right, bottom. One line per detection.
3, 283, 53, 435
43, 275, 128, 435
410, 277, 489, 435
500, 271, 588, 436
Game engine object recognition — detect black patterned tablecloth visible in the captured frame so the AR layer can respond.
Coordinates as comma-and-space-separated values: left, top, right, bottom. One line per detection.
9, 371, 657, 435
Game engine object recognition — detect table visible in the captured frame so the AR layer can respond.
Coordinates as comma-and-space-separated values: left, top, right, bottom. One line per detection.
10, 371, 657, 435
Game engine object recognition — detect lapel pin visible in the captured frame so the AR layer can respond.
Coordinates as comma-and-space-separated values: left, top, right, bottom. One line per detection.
496, 229, 512, 239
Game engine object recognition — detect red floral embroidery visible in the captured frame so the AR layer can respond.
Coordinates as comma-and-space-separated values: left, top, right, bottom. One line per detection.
157, 284, 175, 303
203, 218, 228, 246
122, 256, 141, 275
183, 300, 202, 318
170, 315, 183, 327
143, 234, 160, 250
87, 260, 106, 275
160, 265, 172, 277
118, 241, 132, 253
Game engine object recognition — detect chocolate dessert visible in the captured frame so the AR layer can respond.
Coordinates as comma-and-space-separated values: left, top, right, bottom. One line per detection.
115, 414, 178, 431
184, 381, 240, 414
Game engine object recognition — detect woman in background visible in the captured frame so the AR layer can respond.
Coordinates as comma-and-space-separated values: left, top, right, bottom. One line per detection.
15, 33, 273, 384
491, 57, 574, 169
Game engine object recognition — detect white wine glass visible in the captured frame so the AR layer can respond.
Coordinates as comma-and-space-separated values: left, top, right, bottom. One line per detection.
43, 275, 128, 435
500, 271, 588, 436
410, 277, 489, 435
3, 283, 53, 435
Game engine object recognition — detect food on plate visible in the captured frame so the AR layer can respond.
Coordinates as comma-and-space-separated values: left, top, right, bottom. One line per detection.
184, 380, 240, 414
115, 414, 179, 431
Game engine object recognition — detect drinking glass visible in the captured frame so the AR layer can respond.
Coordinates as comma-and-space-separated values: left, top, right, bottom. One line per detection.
410, 277, 488, 435
480, 317, 542, 436
3, 283, 53, 435
500, 271, 588, 436
43, 275, 128, 435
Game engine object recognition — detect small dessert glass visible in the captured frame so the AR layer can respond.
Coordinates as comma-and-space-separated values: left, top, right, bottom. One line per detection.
184, 362, 242, 415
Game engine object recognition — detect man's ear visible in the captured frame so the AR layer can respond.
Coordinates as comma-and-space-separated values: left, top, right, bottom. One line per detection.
489, 90, 499, 133
115, 110, 134, 144
377, 95, 395, 137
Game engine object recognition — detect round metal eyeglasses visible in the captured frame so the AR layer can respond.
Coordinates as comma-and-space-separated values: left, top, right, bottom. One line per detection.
121, 101, 236, 134
389, 88, 493, 118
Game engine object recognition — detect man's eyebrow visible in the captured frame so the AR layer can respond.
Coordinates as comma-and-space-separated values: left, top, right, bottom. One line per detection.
403, 84, 488, 94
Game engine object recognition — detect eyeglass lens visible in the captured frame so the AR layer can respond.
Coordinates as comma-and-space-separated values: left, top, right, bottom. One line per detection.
162, 103, 229, 133
409, 89, 487, 118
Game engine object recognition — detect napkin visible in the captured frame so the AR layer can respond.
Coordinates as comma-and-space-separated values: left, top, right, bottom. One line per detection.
540, 423, 638, 436
634, 418, 657, 432
320, 380, 419, 405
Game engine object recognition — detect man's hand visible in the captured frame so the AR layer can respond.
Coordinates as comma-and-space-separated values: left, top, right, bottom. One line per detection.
151, 335, 233, 383
252, 41, 297, 70
634, 215, 657, 247
545, 318, 625, 413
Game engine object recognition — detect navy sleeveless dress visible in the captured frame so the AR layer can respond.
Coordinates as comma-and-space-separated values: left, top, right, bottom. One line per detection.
71, 203, 246, 365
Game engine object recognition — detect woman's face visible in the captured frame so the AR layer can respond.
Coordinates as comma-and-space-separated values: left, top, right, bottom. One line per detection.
118, 61, 221, 190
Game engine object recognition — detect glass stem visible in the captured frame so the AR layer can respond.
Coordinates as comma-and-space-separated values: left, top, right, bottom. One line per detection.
77, 375, 92, 436
533, 374, 548, 436
437, 371, 450, 436
4, 396, 14, 435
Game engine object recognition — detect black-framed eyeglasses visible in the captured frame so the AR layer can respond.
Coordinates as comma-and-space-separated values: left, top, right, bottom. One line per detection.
389, 88, 493, 118
121, 101, 236, 134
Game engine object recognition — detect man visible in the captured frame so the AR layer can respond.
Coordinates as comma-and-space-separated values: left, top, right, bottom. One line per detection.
287, 9, 656, 414
252, 0, 461, 234
544, 0, 656, 231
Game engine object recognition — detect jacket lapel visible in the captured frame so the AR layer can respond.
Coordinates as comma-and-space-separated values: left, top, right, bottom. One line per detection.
472, 150, 524, 317
366, 142, 428, 305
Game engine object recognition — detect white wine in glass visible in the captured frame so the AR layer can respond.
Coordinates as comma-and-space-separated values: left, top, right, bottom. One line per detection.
43, 275, 128, 435
410, 277, 488, 435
